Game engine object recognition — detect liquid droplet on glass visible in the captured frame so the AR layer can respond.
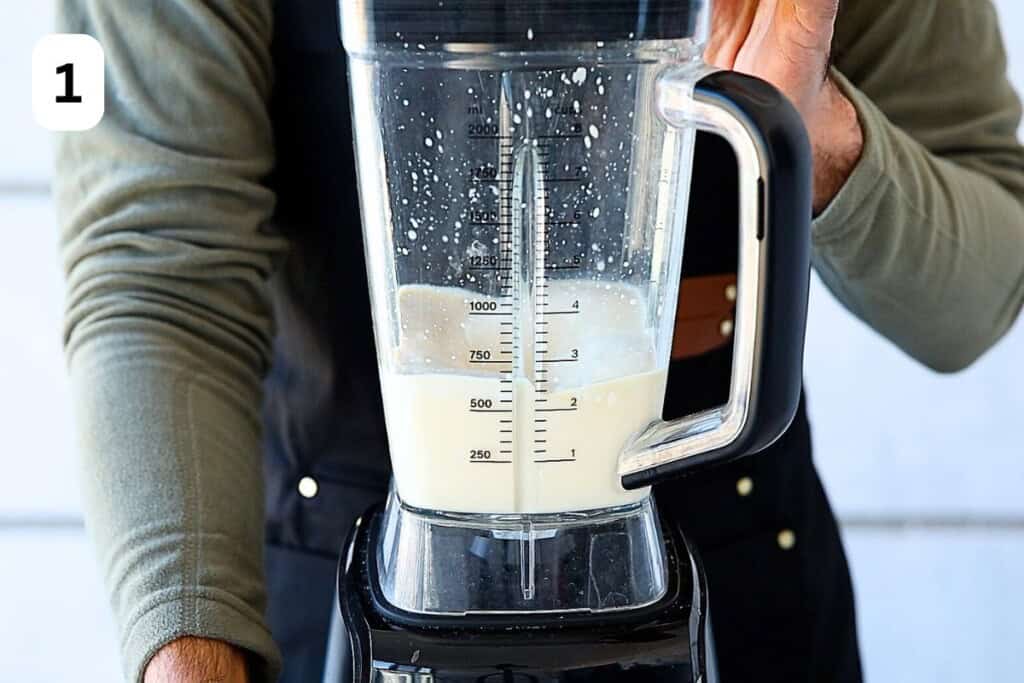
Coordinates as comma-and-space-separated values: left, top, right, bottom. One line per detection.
571, 67, 588, 85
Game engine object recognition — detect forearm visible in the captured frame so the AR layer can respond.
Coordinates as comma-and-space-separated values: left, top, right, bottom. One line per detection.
55, 0, 282, 680
812, 70, 1024, 371
807, 76, 863, 215
144, 637, 249, 683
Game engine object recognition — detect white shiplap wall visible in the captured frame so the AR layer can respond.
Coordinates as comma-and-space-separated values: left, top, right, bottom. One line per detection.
2, 4, 54, 187
1, 4, 1022, 682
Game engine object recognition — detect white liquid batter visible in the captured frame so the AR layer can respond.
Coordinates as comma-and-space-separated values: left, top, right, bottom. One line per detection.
380, 282, 667, 513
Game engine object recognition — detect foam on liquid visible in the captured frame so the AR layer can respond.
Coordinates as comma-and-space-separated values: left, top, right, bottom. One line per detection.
381, 282, 666, 514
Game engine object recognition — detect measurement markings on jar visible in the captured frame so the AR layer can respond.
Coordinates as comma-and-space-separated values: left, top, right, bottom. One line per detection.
469, 356, 507, 365
461, 128, 517, 465
532, 138, 552, 461
461, 113, 518, 468
536, 354, 580, 364
532, 139, 550, 460
533, 131, 589, 466
462, 97, 520, 464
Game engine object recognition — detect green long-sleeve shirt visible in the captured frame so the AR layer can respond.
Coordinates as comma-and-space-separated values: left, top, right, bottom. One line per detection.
54, 1, 1024, 681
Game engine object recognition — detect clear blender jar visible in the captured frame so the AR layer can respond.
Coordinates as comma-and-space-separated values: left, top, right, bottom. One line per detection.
341, 0, 811, 617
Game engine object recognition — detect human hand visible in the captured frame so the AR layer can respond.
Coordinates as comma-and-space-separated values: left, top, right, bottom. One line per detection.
144, 637, 249, 683
705, 0, 864, 213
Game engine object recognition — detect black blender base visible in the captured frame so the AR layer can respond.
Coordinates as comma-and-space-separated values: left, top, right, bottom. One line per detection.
333, 505, 717, 683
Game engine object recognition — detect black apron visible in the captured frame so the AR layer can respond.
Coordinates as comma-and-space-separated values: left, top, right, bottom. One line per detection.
262, 3, 862, 681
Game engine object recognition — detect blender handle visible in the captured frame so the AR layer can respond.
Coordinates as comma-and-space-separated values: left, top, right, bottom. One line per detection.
620, 69, 812, 489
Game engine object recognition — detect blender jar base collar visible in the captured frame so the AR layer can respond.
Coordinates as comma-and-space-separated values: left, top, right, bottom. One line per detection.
374, 492, 670, 618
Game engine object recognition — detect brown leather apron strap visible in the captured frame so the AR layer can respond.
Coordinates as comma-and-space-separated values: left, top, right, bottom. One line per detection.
672, 273, 738, 360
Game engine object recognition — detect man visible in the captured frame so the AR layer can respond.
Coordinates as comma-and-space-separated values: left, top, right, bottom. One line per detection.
55, 1, 1024, 682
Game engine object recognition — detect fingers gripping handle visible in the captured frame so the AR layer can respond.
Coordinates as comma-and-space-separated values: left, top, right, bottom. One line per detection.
619, 70, 812, 489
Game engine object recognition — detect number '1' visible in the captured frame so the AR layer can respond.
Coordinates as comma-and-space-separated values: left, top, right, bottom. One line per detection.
56, 63, 83, 104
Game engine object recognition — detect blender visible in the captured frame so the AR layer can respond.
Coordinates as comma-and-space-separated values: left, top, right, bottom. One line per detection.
329, 1, 811, 680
